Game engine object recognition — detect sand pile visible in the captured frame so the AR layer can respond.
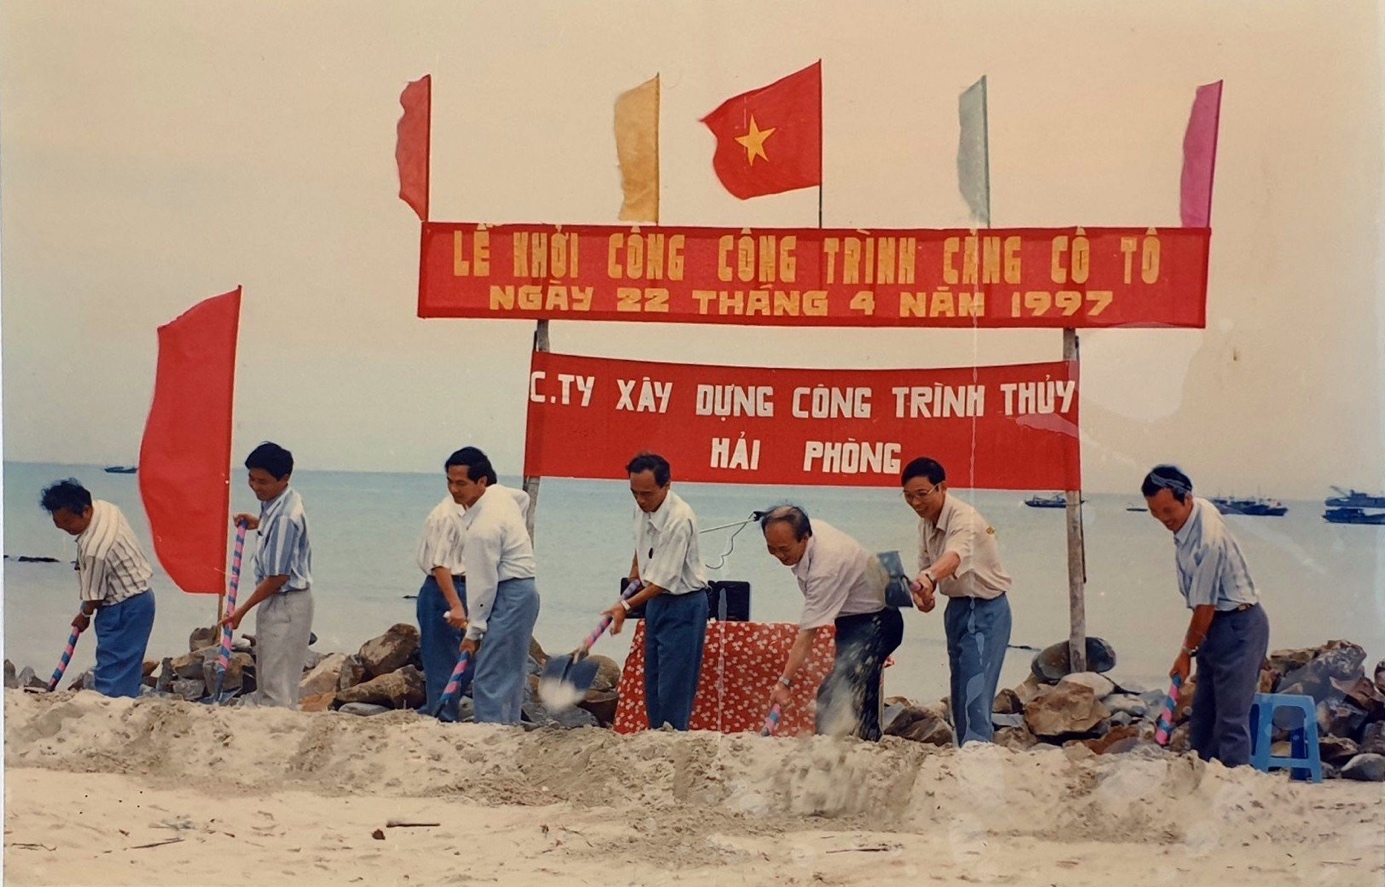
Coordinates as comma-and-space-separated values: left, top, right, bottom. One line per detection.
5, 690, 1382, 886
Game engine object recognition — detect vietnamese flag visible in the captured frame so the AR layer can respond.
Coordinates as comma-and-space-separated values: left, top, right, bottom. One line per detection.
701, 61, 821, 200
138, 288, 241, 594
396, 74, 431, 221
1180, 80, 1222, 228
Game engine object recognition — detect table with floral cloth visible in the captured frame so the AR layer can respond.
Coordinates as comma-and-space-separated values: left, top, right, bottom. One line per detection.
612, 621, 836, 736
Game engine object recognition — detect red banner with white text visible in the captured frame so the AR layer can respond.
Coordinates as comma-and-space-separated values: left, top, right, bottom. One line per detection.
523, 352, 1080, 490
422, 223, 1208, 329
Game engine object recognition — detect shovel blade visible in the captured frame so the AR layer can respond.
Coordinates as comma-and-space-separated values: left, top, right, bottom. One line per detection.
540, 654, 601, 702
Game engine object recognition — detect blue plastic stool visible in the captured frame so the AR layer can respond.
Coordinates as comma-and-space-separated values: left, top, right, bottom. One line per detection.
1249, 693, 1323, 783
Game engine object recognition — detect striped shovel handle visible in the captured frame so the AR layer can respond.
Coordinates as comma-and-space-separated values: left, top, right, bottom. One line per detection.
760, 703, 783, 737
1154, 673, 1183, 746
581, 579, 644, 652
47, 619, 85, 691
434, 649, 475, 716
215, 521, 249, 679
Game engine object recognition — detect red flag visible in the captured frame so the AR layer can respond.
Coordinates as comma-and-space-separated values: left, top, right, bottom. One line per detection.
1180, 80, 1222, 228
396, 75, 431, 221
701, 61, 821, 200
138, 288, 241, 594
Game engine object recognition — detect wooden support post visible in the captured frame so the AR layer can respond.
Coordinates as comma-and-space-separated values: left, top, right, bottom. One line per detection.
521, 320, 550, 541
1064, 328, 1087, 673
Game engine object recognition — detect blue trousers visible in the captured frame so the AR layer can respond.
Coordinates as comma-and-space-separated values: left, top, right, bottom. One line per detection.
817, 607, 904, 741
416, 574, 467, 721
472, 577, 540, 725
643, 591, 709, 730
1191, 603, 1270, 767
944, 594, 1012, 745
93, 590, 155, 698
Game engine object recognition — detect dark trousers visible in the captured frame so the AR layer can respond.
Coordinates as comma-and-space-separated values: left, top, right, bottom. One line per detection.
1191, 603, 1270, 767
416, 574, 466, 721
817, 607, 905, 741
93, 590, 155, 698
944, 594, 1012, 744
643, 591, 709, 730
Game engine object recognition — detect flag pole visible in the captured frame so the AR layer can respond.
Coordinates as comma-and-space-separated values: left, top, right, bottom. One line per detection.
1063, 328, 1087, 672
521, 320, 549, 542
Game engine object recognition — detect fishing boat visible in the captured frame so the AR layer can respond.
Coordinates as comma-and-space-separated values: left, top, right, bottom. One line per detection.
1323, 508, 1385, 525
1325, 487, 1385, 509
1125, 504, 1147, 513
103, 465, 137, 474
1024, 493, 1073, 508
1211, 496, 1288, 517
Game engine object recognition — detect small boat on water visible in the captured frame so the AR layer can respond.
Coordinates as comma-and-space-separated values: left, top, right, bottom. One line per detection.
103, 465, 137, 474
1211, 496, 1288, 517
1125, 504, 1147, 513
1323, 508, 1385, 525
1023, 493, 1079, 508
1325, 487, 1385, 509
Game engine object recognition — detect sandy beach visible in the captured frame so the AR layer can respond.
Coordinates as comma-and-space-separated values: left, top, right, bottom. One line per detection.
4, 690, 1382, 887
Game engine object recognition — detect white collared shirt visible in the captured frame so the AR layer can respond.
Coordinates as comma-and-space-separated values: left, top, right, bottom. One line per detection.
790, 519, 887, 629
1173, 497, 1259, 610
74, 500, 153, 604
917, 494, 1011, 600
634, 490, 707, 595
459, 484, 536, 639
416, 484, 531, 576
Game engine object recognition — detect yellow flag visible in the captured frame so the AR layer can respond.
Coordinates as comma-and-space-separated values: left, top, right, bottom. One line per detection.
615, 75, 660, 223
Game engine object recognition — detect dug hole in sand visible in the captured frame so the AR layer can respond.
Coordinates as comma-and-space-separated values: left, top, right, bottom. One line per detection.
5, 691, 1382, 886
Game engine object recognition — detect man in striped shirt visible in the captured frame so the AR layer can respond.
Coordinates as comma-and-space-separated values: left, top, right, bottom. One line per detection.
41, 479, 156, 698
415, 448, 532, 721
220, 442, 314, 709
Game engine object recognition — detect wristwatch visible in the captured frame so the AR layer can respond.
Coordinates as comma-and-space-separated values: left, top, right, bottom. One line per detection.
620, 598, 632, 612
923, 569, 937, 586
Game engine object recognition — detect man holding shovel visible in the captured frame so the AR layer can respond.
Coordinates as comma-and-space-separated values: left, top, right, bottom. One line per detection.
40, 479, 156, 698
599, 453, 709, 731
1142, 464, 1269, 767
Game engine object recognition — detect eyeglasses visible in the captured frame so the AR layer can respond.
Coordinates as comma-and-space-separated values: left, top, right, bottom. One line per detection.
901, 485, 940, 503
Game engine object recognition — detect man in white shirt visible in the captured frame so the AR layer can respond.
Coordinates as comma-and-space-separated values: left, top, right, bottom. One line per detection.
901, 456, 1012, 745
761, 505, 903, 741
41, 479, 156, 698
453, 447, 540, 726
1143, 464, 1269, 766
415, 448, 532, 721
602, 453, 709, 731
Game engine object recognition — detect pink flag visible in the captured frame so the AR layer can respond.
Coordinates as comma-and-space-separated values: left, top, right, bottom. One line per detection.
1180, 81, 1223, 228
138, 289, 241, 594
396, 75, 431, 221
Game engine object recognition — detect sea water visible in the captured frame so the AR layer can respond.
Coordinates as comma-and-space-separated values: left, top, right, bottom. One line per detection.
4, 461, 1382, 703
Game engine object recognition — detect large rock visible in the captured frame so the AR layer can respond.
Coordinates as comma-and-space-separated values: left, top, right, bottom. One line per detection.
994, 725, 1038, 751
1059, 671, 1116, 699
1319, 736, 1360, 765
589, 655, 622, 693
993, 688, 1023, 715
17, 666, 46, 691
1340, 753, 1385, 782
170, 678, 205, 701
1013, 674, 1047, 705
338, 654, 368, 691
1331, 676, 1384, 720
1104, 695, 1149, 720
358, 624, 420, 677
299, 691, 337, 713
300, 652, 350, 697
201, 652, 253, 693
4, 659, 17, 690
1359, 722, 1385, 756
1374, 658, 1385, 695
897, 711, 953, 746
1031, 637, 1116, 683
334, 665, 425, 708
338, 702, 392, 717
1280, 640, 1369, 705
188, 625, 218, 653
1023, 682, 1109, 737
1082, 724, 1142, 755
577, 688, 619, 726
1317, 700, 1368, 739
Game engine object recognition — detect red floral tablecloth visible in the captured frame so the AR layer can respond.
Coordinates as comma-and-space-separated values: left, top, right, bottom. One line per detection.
613, 621, 836, 736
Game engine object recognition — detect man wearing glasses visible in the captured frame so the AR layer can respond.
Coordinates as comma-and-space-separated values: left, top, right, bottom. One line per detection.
900, 456, 1012, 744
1142, 464, 1268, 767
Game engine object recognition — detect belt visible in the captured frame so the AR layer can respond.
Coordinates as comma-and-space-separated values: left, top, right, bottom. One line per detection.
1217, 602, 1255, 614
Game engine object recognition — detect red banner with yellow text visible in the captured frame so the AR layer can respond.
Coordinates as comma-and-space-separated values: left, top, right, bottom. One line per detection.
524, 352, 1080, 490
422, 223, 1207, 329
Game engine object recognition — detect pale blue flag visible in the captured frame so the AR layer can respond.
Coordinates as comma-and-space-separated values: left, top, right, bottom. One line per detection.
957, 76, 991, 226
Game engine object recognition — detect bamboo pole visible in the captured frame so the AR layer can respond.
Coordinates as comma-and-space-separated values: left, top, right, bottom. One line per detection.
521, 320, 550, 541
1063, 328, 1087, 672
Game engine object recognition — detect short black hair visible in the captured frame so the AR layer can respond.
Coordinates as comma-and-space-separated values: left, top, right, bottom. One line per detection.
40, 479, 92, 515
246, 442, 294, 479
626, 452, 671, 487
901, 457, 946, 487
759, 504, 812, 541
447, 447, 497, 485
1142, 465, 1193, 502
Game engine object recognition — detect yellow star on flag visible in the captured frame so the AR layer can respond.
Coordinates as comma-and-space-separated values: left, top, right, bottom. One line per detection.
735, 116, 775, 166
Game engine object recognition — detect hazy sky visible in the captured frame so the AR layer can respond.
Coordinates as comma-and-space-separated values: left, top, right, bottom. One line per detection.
1, 1, 1381, 499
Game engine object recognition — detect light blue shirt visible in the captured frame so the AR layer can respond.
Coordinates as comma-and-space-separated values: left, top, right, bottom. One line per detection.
254, 487, 312, 591
1172, 497, 1258, 610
